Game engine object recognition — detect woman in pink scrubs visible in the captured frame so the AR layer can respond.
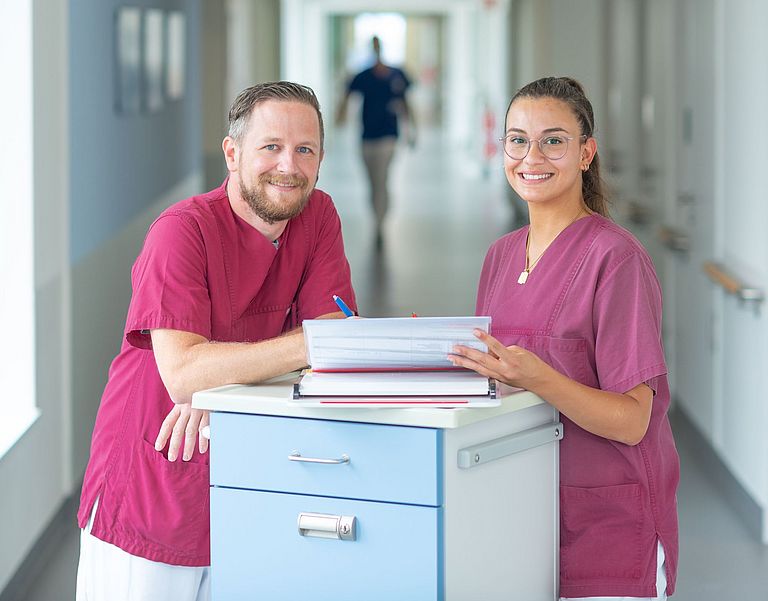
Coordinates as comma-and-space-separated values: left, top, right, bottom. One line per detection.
449, 77, 679, 600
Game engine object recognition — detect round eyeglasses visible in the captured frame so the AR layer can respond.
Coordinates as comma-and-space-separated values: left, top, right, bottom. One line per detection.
499, 134, 587, 160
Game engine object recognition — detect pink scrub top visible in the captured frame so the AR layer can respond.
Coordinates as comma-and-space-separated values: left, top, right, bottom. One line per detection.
476, 214, 679, 598
76, 181, 357, 566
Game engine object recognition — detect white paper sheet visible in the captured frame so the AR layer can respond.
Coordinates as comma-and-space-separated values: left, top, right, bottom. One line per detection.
302, 316, 491, 371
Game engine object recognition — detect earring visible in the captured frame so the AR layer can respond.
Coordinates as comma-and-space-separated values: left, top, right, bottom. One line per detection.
581, 164, 589, 172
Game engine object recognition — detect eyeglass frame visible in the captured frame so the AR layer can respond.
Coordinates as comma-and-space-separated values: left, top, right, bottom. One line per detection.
498, 133, 589, 160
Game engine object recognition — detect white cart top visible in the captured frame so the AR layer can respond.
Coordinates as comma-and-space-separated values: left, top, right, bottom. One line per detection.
192, 372, 545, 429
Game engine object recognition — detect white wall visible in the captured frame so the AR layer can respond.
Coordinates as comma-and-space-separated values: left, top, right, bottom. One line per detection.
0, 0, 70, 591
202, 1, 229, 190
712, 0, 768, 542
510, 0, 768, 544
510, 0, 607, 131
2, 1, 207, 592
226, 0, 281, 104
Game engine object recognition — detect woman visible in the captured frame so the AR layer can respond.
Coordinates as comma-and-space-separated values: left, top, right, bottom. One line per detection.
449, 77, 679, 600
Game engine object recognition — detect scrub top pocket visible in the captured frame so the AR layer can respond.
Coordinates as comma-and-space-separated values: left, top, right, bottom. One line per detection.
560, 483, 645, 581
116, 439, 210, 559
234, 302, 294, 342
492, 329, 596, 388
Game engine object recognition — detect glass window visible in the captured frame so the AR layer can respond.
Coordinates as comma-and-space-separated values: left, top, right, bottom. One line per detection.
0, 0, 38, 458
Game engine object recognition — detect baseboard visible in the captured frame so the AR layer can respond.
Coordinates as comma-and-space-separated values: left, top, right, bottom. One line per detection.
669, 405, 764, 541
0, 491, 79, 601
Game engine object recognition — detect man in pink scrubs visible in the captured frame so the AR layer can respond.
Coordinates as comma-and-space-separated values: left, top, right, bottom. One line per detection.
450, 77, 679, 600
75, 82, 356, 600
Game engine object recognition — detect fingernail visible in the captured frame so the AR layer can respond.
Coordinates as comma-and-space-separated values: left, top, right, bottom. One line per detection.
183, 453, 190, 461
155, 442, 162, 451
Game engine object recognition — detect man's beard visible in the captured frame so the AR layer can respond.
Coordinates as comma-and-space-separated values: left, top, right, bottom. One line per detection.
240, 172, 313, 225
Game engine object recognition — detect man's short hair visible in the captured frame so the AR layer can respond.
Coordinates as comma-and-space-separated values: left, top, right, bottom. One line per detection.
228, 81, 324, 148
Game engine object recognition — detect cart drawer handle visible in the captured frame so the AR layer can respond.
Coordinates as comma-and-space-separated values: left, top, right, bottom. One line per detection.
288, 451, 350, 465
298, 512, 356, 541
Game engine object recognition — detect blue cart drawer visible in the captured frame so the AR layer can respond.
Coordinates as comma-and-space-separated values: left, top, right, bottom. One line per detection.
211, 487, 442, 601
210, 412, 443, 506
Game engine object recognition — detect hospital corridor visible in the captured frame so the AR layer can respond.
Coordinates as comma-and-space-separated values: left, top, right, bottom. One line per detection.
3, 0, 768, 599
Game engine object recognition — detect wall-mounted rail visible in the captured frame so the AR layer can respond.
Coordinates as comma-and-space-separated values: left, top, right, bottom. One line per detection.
703, 261, 764, 306
658, 225, 690, 253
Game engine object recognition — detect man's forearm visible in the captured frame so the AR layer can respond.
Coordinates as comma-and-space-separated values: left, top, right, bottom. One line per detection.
153, 330, 307, 404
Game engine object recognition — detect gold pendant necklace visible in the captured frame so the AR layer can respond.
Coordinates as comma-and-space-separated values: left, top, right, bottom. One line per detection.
517, 235, 543, 284
518, 209, 586, 285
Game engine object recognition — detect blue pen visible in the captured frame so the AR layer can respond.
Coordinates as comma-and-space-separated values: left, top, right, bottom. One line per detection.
333, 294, 355, 317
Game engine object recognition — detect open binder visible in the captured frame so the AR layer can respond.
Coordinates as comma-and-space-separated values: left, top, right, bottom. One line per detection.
292, 316, 500, 408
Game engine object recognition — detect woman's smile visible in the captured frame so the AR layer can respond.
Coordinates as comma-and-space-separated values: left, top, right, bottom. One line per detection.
518, 171, 554, 182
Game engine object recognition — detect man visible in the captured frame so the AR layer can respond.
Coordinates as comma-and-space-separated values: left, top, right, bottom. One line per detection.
337, 35, 415, 246
75, 82, 356, 600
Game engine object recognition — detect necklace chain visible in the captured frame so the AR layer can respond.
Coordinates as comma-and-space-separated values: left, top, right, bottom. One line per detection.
518, 209, 587, 285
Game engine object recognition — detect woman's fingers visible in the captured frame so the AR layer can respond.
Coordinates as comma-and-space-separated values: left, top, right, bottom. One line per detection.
450, 344, 506, 380
451, 343, 490, 365
448, 350, 495, 378
472, 329, 508, 359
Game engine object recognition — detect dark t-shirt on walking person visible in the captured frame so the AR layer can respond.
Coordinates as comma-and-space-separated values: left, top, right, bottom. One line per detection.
348, 67, 411, 140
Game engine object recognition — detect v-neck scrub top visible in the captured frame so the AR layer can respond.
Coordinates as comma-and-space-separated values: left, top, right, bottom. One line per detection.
476, 214, 679, 598
77, 181, 356, 567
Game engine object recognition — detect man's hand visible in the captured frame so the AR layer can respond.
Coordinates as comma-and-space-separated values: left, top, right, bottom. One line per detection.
155, 403, 210, 462
406, 127, 417, 149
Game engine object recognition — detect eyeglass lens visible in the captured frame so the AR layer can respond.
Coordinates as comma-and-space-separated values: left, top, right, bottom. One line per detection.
503, 136, 570, 160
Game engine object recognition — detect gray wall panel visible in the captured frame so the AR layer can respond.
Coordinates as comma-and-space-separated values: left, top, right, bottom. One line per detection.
69, 0, 202, 263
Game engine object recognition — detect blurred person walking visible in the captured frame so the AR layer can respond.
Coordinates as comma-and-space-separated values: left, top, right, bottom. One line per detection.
337, 35, 415, 246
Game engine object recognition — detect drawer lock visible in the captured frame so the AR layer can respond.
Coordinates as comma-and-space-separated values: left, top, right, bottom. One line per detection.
298, 512, 357, 541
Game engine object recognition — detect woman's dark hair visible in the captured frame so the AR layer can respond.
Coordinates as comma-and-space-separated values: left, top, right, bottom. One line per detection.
507, 76, 609, 217
228, 81, 324, 148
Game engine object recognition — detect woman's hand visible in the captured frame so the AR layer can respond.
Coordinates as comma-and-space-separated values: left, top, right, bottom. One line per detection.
154, 404, 210, 462
448, 329, 550, 390
452, 329, 654, 445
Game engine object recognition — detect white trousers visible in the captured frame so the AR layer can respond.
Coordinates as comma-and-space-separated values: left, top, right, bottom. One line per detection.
361, 136, 397, 227
560, 541, 667, 601
75, 500, 210, 601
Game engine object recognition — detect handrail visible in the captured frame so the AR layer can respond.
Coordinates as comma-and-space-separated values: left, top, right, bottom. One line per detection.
703, 261, 765, 304
658, 225, 690, 253
626, 200, 651, 226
